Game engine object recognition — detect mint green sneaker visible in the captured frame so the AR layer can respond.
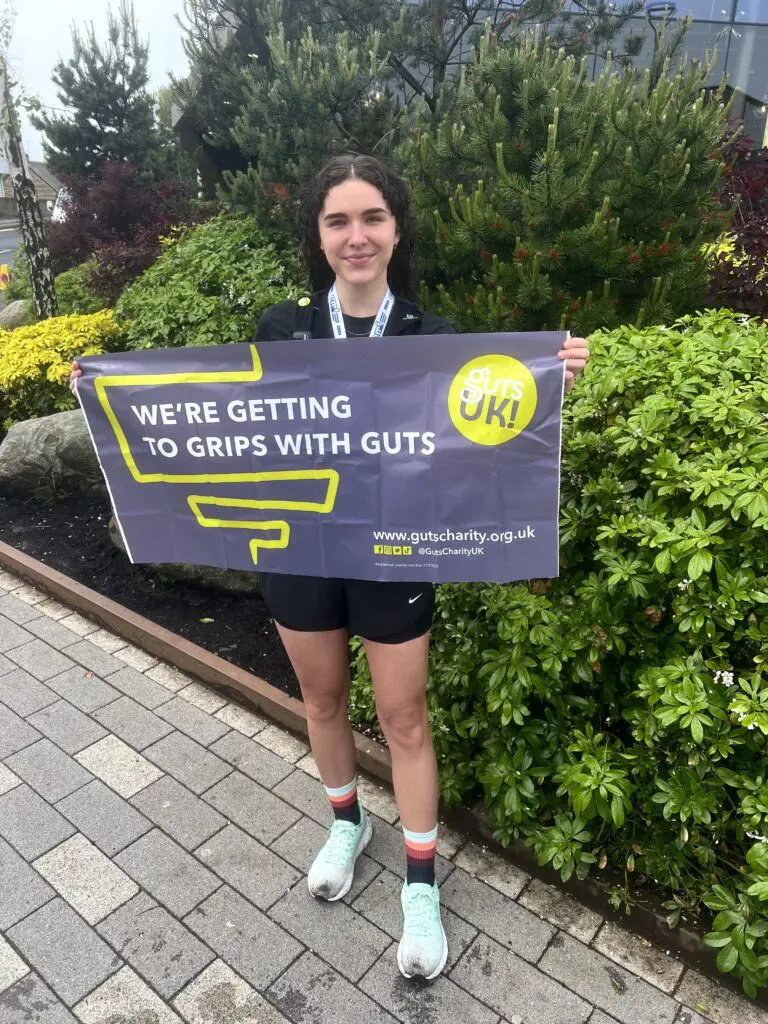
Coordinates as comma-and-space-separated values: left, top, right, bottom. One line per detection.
397, 880, 448, 980
307, 802, 372, 901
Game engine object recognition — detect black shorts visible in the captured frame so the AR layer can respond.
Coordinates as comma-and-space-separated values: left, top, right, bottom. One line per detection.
260, 574, 435, 644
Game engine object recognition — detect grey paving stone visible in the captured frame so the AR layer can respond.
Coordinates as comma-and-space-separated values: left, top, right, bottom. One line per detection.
450, 933, 591, 1024
0, 933, 28, 994
539, 932, 678, 1024
172, 959, 291, 1024
33, 833, 139, 925
203, 771, 301, 844
0, 764, 19, 796
196, 824, 300, 909
115, 829, 221, 917
93, 694, 174, 751
7, 898, 122, 1006
97, 891, 214, 1000
4, 738, 93, 803
519, 877, 603, 943
72, 965, 182, 1023
76, 735, 164, 798
0, 652, 13, 676
674, 968, 767, 1024
176, 681, 228, 715
62, 640, 124, 679
57, 612, 98, 637
360, 943, 497, 1024
0, 973, 78, 1024
0, 668, 58, 716
0, 938, 28, 1000
269, 815, 384, 905
185, 886, 302, 991
366, 815, 455, 885
674, 1009, 713, 1024
155, 695, 231, 746
44, 665, 120, 713
5, 640, 75, 681
214, 701, 268, 737
591, 1013, 622, 1024
269, 878, 390, 983
0, 836, 55, 929
255, 724, 309, 765
104, 666, 174, 709
130, 774, 226, 850
268, 951, 399, 1024
27, 699, 108, 755
209, 730, 295, 789
0, 702, 41, 757
23, 616, 83, 650
142, 731, 232, 794
439, 865, 553, 963
352, 868, 477, 970
55, 779, 153, 857
273, 767, 333, 825
0, 615, 33, 652
593, 921, 684, 993
0, 592, 43, 625
0, 784, 75, 860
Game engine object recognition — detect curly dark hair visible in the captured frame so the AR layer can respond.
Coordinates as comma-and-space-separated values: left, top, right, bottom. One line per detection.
297, 154, 416, 301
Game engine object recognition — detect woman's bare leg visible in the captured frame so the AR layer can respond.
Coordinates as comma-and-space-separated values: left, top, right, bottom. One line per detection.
275, 624, 356, 788
364, 632, 438, 833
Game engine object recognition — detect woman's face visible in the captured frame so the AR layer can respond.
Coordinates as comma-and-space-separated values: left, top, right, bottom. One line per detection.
318, 178, 400, 290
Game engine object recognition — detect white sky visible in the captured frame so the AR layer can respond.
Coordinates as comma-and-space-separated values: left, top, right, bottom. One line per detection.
8, 0, 189, 162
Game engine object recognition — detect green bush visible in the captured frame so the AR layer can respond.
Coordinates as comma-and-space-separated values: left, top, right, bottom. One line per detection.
115, 214, 303, 349
1, 249, 107, 316
3, 245, 31, 303
53, 261, 108, 315
350, 309, 768, 995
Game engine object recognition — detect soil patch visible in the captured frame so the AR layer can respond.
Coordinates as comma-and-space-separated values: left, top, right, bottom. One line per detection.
0, 493, 300, 700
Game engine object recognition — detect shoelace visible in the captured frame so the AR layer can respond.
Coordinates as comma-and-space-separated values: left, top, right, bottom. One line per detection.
320, 820, 360, 867
403, 888, 439, 939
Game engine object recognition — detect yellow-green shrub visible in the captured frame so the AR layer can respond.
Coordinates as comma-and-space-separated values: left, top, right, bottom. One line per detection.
0, 310, 122, 434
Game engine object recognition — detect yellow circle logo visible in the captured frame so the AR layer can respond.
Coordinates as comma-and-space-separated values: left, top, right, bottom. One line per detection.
448, 354, 537, 446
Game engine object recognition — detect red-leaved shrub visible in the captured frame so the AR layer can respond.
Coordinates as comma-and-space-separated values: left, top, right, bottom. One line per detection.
46, 162, 204, 304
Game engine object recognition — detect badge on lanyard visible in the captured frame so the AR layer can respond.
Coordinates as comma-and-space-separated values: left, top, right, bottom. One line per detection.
328, 284, 395, 339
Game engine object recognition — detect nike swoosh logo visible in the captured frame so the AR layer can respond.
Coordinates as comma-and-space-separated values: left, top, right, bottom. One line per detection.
408, 594, 422, 604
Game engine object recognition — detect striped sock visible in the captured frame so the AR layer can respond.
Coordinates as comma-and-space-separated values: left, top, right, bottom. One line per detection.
403, 824, 438, 886
325, 778, 361, 825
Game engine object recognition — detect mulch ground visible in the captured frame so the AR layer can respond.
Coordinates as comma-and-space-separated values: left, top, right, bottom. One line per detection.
0, 493, 301, 700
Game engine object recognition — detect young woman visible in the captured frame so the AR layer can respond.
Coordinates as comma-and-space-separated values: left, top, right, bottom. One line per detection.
70, 154, 590, 982
252, 155, 590, 981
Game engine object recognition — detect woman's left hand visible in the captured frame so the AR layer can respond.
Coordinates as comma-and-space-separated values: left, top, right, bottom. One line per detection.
558, 336, 590, 393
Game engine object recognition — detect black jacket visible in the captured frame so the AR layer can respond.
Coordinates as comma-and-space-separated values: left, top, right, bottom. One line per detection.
253, 288, 455, 342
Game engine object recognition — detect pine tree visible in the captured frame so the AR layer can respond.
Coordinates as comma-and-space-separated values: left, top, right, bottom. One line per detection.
29, 1, 162, 179
402, 29, 729, 334
223, 12, 400, 234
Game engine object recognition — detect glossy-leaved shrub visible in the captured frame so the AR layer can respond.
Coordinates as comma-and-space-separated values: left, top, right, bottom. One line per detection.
350, 308, 768, 994
116, 214, 303, 349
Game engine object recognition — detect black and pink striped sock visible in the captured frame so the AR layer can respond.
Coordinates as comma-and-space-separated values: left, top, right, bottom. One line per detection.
324, 778, 361, 825
403, 824, 438, 886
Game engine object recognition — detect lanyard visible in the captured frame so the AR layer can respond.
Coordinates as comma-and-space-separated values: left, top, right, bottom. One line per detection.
327, 283, 395, 339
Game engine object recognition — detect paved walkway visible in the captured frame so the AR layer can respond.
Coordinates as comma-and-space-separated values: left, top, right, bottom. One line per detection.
0, 568, 766, 1024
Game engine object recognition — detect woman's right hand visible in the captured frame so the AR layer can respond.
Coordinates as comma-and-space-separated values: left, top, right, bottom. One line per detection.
69, 361, 82, 396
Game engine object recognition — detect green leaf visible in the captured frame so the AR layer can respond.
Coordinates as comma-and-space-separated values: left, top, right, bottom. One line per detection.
716, 943, 739, 973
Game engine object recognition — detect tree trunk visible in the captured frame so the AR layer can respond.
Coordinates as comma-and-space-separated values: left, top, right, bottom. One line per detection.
0, 61, 58, 320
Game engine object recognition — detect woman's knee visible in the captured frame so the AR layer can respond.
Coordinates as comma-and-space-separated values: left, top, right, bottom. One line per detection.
376, 698, 430, 750
303, 687, 349, 724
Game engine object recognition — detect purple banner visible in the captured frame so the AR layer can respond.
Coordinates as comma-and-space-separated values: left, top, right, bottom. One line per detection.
76, 332, 565, 583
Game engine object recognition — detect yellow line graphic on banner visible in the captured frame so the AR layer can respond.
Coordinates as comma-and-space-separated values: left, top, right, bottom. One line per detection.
93, 345, 339, 564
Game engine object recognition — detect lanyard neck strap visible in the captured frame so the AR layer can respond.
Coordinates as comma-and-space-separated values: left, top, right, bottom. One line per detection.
328, 283, 394, 339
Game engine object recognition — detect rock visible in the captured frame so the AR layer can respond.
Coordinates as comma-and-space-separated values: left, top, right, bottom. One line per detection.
0, 409, 107, 498
0, 299, 35, 331
108, 515, 262, 594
